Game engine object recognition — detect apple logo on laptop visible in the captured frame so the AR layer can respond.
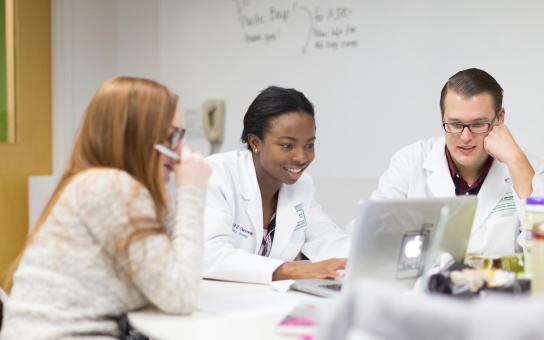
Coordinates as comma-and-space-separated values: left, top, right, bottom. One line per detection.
404, 235, 422, 258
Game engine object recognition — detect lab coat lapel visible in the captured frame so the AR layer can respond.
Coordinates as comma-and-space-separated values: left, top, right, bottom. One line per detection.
472, 160, 511, 232
423, 139, 456, 197
241, 152, 264, 250
269, 184, 301, 258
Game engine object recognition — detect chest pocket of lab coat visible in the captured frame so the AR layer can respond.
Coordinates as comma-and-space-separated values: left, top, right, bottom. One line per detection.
279, 205, 308, 260
279, 231, 306, 260
478, 193, 519, 254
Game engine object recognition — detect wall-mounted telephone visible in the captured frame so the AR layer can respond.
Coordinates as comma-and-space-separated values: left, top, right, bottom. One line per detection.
202, 99, 225, 154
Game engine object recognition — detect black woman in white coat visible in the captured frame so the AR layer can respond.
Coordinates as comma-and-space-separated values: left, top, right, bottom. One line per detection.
203, 86, 351, 284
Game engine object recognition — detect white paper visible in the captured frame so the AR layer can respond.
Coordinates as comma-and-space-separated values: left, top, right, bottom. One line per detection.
269, 279, 295, 293
198, 291, 301, 318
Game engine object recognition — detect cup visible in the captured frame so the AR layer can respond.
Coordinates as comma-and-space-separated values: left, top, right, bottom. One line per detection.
465, 254, 523, 273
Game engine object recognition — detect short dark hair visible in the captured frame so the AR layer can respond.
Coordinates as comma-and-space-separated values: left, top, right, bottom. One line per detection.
440, 68, 503, 116
241, 86, 314, 149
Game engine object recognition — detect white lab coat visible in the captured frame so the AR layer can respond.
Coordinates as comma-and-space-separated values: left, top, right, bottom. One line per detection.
203, 150, 351, 284
372, 137, 544, 255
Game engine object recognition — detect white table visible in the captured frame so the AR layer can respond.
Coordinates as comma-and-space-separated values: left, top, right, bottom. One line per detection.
128, 279, 325, 340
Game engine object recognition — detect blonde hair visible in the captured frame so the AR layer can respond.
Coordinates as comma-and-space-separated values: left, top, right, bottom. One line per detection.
3, 76, 178, 290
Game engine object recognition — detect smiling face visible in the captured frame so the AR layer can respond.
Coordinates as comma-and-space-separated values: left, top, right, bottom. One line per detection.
443, 90, 504, 177
249, 111, 316, 189
158, 107, 182, 184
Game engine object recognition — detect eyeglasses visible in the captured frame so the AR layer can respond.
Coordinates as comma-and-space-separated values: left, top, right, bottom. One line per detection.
154, 127, 186, 161
167, 127, 186, 150
442, 115, 497, 134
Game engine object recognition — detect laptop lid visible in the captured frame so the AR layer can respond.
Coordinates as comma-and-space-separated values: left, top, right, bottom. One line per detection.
291, 197, 477, 297
343, 196, 477, 291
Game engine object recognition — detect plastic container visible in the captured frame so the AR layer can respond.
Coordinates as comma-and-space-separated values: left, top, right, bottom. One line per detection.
524, 197, 544, 281
531, 222, 544, 294
525, 197, 544, 228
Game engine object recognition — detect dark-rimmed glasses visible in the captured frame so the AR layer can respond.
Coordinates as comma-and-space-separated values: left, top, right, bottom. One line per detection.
442, 115, 497, 134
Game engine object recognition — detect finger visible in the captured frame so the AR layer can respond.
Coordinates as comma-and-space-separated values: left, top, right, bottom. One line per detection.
333, 262, 347, 271
176, 142, 184, 157
180, 144, 192, 162
483, 137, 490, 152
334, 258, 348, 268
192, 151, 204, 161
329, 270, 343, 279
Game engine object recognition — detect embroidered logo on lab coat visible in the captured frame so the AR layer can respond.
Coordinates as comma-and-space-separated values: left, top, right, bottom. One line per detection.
232, 223, 253, 238
294, 204, 307, 231
491, 192, 516, 214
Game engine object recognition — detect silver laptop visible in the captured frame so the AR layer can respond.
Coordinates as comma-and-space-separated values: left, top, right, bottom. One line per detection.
291, 196, 477, 297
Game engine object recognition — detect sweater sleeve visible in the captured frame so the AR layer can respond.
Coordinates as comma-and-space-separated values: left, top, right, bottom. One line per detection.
74, 170, 206, 314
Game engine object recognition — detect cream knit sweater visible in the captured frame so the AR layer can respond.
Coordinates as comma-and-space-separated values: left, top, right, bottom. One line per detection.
1, 168, 205, 339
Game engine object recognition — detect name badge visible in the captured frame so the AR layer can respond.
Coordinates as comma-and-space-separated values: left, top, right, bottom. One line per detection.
294, 203, 307, 231
232, 223, 253, 238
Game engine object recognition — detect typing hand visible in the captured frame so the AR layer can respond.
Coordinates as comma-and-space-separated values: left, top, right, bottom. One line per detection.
272, 258, 347, 281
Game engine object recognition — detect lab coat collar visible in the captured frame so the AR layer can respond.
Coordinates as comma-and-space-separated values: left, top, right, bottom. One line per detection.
422, 138, 511, 232
239, 151, 309, 252
240, 151, 264, 237
239, 150, 307, 254
269, 184, 304, 258
423, 138, 456, 197
472, 160, 511, 232
240, 151, 259, 201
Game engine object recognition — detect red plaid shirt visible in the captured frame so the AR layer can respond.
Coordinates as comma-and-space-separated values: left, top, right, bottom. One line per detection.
445, 147, 494, 196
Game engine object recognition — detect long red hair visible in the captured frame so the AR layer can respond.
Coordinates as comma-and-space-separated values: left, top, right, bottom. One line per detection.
3, 76, 179, 290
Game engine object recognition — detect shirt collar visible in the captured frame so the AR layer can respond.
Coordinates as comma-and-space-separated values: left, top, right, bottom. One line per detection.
445, 146, 494, 195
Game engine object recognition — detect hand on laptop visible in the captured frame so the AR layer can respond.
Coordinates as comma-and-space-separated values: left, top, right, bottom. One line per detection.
272, 258, 347, 281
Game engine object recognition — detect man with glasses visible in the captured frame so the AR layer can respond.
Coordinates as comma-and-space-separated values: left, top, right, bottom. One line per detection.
372, 68, 544, 255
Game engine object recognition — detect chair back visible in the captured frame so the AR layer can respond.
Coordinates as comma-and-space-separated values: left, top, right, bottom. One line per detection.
0, 287, 6, 330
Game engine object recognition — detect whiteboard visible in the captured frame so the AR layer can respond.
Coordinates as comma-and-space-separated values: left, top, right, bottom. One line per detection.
158, 0, 544, 181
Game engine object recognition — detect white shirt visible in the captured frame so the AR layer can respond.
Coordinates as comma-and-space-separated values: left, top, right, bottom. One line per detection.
372, 137, 544, 255
203, 150, 351, 284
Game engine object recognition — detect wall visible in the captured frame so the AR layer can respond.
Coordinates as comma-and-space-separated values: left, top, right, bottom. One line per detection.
158, 0, 544, 224
52, 0, 117, 175
50, 1, 544, 227
28, 0, 160, 232
0, 0, 7, 142
0, 0, 51, 273
52, 0, 160, 174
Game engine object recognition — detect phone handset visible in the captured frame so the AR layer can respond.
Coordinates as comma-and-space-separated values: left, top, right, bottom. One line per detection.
202, 99, 225, 154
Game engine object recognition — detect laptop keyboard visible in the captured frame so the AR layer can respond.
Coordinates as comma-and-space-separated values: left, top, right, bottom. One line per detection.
319, 283, 342, 291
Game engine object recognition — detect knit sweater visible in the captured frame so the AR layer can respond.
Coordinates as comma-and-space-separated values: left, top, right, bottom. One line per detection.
1, 168, 206, 339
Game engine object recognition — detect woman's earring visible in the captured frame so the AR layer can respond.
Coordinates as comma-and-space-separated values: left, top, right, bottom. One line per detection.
253, 148, 258, 153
